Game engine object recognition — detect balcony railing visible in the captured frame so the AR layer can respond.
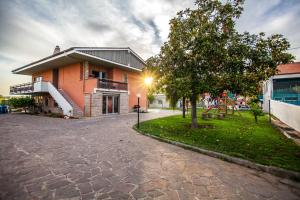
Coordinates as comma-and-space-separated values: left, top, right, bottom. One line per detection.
10, 82, 34, 94
98, 79, 128, 91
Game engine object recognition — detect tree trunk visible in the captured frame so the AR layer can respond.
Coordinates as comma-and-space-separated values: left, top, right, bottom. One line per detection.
182, 97, 186, 118
191, 93, 198, 128
255, 115, 257, 123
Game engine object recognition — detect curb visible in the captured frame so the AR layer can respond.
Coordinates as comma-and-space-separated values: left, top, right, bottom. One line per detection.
133, 127, 300, 182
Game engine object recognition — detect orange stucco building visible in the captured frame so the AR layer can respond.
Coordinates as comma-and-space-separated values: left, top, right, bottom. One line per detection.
10, 47, 147, 117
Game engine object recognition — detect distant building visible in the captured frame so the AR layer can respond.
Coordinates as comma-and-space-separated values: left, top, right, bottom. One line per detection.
149, 94, 170, 108
263, 62, 300, 112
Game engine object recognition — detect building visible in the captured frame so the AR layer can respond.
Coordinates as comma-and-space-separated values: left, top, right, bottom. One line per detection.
263, 62, 300, 112
10, 46, 147, 117
149, 94, 170, 108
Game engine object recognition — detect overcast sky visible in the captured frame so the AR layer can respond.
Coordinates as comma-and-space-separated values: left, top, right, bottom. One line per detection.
0, 0, 300, 95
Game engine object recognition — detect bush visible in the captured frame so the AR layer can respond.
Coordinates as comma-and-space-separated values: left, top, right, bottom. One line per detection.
8, 97, 35, 113
248, 98, 264, 123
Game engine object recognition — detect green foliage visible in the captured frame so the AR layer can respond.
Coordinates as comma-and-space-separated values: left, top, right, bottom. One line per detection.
153, 0, 294, 128
248, 98, 264, 123
8, 97, 35, 112
137, 110, 300, 172
147, 93, 155, 104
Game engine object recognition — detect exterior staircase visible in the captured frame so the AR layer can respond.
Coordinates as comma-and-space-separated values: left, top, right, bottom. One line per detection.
58, 89, 84, 118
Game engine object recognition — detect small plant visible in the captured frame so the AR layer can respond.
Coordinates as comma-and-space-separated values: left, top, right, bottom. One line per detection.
249, 98, 264, 123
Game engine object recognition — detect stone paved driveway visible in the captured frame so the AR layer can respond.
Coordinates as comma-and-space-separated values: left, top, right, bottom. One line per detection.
0, 110, 299, 200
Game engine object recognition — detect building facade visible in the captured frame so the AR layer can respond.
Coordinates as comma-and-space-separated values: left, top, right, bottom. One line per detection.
263, 62, 300, 112
10, 47, 147, 117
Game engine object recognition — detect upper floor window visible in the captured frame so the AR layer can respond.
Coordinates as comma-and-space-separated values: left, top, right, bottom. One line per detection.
123, 73, 128, 83
92, 71, 106, 79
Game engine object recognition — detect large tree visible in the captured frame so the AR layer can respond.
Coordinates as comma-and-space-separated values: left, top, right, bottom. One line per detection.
159, 0, 243, 128
157, 0, 293, 128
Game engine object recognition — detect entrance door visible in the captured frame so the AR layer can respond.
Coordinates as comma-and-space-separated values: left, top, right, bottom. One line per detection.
102, 95, 120, 114
53, 69, 59, 88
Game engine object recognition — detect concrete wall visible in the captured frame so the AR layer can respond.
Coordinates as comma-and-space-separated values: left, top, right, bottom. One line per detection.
270, 100, 300, 132
120, 92, 129, 114
90, 92, 102, 117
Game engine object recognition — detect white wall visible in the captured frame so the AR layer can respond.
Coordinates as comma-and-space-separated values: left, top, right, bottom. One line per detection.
149, 94, 170, 108
270, 100, 300, 132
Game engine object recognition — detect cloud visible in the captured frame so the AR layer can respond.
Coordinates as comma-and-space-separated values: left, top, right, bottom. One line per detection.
0, 0, 299, 95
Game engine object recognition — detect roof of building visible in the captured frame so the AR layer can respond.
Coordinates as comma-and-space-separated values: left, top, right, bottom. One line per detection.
12, 47, 146, 75
277, 62, 300, 75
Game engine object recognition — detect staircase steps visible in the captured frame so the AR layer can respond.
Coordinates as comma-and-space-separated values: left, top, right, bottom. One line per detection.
58, 89, 83, 118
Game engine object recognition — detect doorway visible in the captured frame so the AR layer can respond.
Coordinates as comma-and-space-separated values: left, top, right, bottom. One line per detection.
53, 68, 59, 88
102, 95, 120, 114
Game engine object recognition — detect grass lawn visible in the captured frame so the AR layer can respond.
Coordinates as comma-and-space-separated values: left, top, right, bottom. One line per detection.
136, 110, 300, 172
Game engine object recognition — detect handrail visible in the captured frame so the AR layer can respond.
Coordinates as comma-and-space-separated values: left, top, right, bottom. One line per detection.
9, 81, 73, 116
98, 79, 128, 90
46, 82, 73, 116
10, 82, 34, 94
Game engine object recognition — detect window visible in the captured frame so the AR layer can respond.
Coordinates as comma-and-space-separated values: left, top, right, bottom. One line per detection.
100, 72, 106, 79
285, 97, 298, 101
123, 73, 128, 83
92, 71, 106, 79
92, 71, 100, 78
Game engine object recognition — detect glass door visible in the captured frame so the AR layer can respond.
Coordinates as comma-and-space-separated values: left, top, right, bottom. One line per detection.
113, 96, 119, 113
102, 95, 120, 114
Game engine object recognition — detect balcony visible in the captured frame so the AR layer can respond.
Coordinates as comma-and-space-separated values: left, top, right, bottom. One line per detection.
10, 81, 48, 95
10, 82, 34, 94
98, 79, 128, 91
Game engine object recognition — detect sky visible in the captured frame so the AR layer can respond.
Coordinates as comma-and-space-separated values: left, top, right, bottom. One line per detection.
0, 0, 300, 96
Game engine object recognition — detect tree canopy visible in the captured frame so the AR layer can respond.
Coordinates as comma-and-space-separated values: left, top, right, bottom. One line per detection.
147, 0, 294, 128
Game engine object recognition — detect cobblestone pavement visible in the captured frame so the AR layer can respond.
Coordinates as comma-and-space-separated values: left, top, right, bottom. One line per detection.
0, 110, 300, 200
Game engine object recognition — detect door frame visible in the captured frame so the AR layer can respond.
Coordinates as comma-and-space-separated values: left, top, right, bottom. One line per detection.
102, 94, 120, 115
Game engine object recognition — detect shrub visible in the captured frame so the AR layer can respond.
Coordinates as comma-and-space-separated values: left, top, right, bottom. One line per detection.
248, 98, 264, 123
8, 97, 35, 113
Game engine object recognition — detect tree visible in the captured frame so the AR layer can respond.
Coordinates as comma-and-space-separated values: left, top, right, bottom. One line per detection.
223, 32, 294, 97
159, 0, 244, 128
248, 98, 264, 123
147, 93, 155, 105
158, 0, 294, 128
8, 97, 35, 113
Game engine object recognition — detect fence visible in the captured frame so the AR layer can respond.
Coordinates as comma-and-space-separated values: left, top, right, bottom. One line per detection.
270, 100, 300, 132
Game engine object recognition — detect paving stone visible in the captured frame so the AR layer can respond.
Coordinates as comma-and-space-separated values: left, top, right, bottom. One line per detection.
1, 112, 299, 200
78, 182, 93, 194
147, 189, 164, 198
55, 184, 80, 199
91, 177, 111, 192
82, 192, 95, 200
47, 178, 70, 190
192, 176, 210, 186
131, 187, 147, 199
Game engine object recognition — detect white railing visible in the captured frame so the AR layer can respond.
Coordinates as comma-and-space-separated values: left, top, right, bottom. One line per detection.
270, 100, 300, 132
46, 82, 73, 116
33, 81, 48, 92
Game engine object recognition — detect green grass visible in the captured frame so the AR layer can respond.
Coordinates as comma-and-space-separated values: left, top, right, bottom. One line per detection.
136, 110, 300, 172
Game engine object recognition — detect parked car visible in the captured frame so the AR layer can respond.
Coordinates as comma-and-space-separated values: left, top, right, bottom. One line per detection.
237, 105, 250, 111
